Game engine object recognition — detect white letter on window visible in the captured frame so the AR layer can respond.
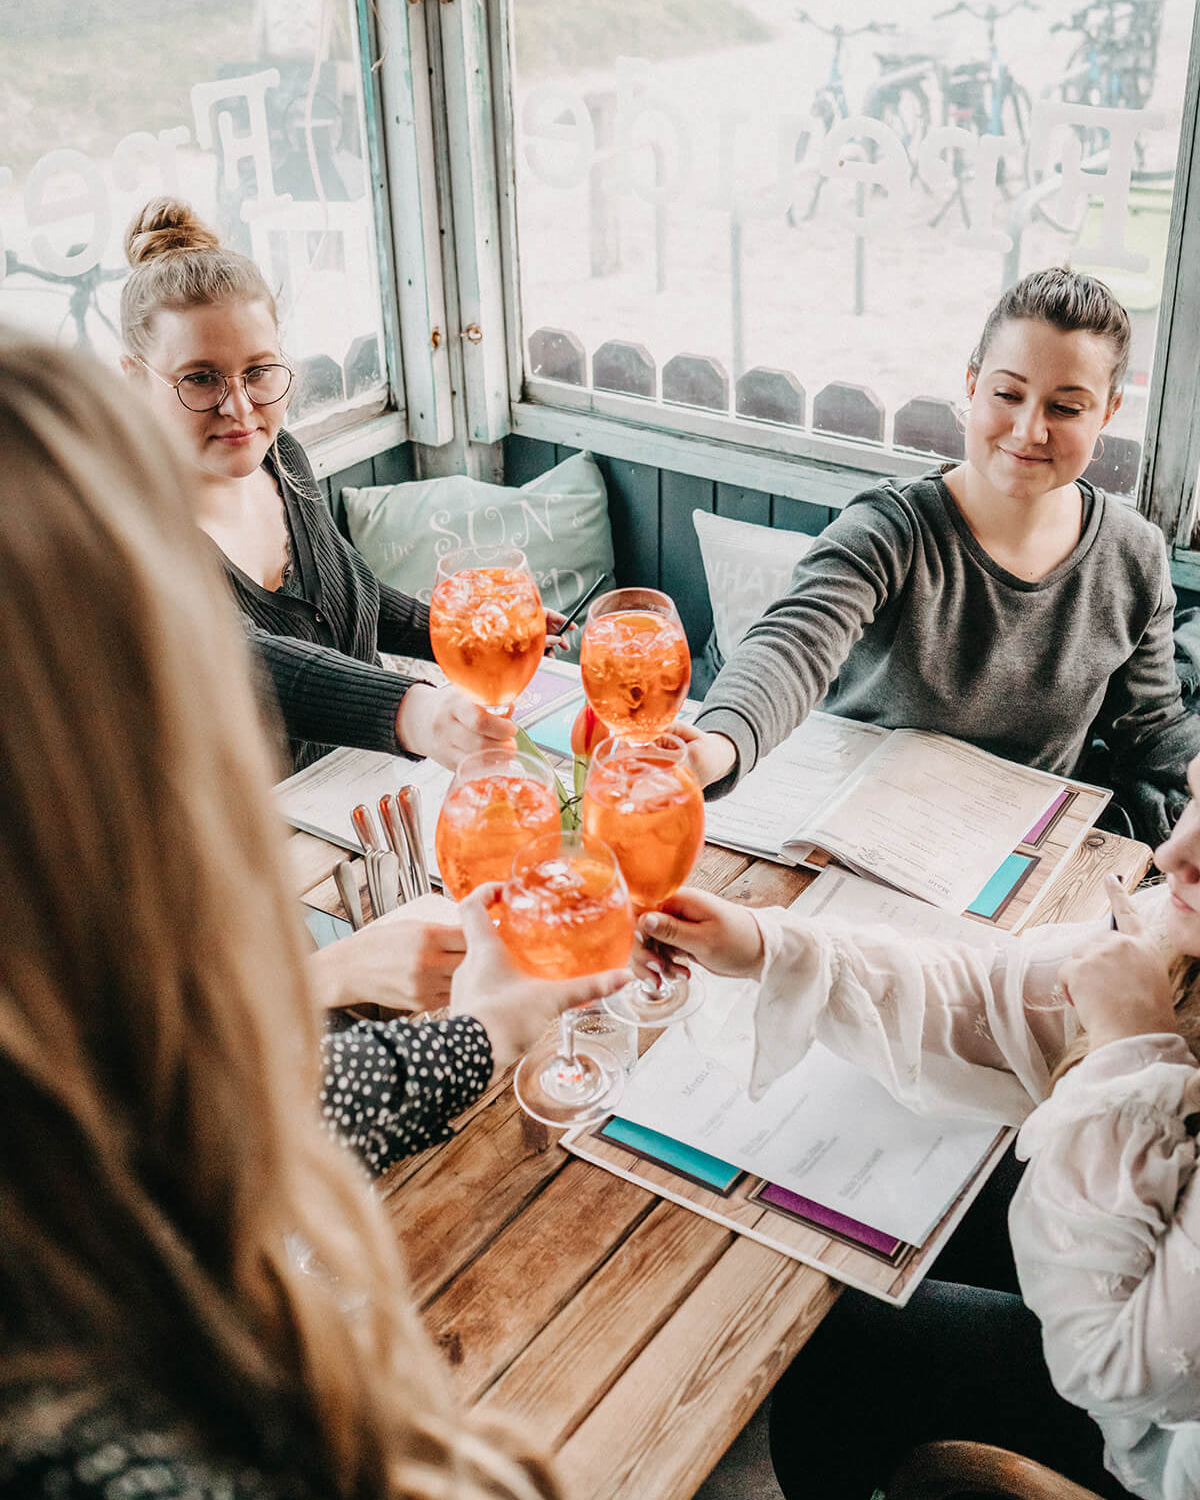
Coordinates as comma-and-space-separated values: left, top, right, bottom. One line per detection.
25, 149, 111, 275
614, 57, 692, 206
191, 70, 291, 219
1029, 102, 1168, 271
521, 84, 595, 190
819, 116, 910, 236
112, 127, 192, 196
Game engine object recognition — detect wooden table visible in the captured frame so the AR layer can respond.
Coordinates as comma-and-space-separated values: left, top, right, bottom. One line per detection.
291, 824, 1152, 1500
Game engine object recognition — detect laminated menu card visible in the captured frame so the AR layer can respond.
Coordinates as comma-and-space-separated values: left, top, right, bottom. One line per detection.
701, 713, 1111, 931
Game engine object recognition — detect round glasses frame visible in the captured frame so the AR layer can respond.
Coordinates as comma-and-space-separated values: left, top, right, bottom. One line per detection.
135, 355, 294, 413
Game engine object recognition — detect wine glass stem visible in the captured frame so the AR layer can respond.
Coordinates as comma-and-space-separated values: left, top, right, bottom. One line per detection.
558, 1011, 579, 1071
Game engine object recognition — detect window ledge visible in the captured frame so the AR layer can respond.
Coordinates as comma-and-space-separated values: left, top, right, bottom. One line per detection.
510, 391, 933, 510
304, 411, 409, 479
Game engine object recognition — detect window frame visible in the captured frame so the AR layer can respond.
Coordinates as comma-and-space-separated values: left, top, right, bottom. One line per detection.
481, 0, 1200, 531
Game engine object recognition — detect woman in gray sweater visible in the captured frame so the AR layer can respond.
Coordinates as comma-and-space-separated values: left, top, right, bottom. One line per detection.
688, 269, 1200, 842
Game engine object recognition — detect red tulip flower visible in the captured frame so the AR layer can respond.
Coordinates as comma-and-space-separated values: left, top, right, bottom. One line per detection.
571, 701, 606, 759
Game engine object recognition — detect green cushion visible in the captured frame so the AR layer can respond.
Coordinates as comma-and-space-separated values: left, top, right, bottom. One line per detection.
342, 452, 615, 662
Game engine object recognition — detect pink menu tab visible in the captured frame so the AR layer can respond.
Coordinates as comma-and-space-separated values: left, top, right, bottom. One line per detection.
1023, 788, 1072, 846
757, 1181, 903, 1257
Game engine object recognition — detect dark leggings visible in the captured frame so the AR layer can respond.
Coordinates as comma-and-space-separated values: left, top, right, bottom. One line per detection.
768, 1147, 1133, 1500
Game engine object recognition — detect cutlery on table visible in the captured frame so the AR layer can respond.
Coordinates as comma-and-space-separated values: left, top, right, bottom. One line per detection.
351, 802, 383, 855
378, 793, 417, 903
374, 850, 401, 915
395, 785, 431, 897
333, 860, 365, 931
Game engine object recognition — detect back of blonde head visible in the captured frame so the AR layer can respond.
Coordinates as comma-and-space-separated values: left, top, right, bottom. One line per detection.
121, 197, 279, 357
0, 334, 557, 1500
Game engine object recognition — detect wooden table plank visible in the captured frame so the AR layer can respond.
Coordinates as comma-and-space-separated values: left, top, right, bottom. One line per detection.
479, 1200, 735, 1446
555, 1237, 839, 1500
424, 1159, 656, 1401
388, 1088, 571, 1304
1022, 828, 1153, 924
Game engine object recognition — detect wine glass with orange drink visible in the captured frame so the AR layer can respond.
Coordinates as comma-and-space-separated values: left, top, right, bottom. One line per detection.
434, 749, 561, 900
579, 587, 690, 742
429, 544, 545, 714
493, 831, 636, 1126
580, 732, 707, 1025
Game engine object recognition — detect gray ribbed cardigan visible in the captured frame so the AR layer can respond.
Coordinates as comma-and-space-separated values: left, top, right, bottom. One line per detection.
221, 429, 433, 770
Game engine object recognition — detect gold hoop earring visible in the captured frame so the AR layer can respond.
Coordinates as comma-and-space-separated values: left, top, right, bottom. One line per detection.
1092, 435, 1105, 462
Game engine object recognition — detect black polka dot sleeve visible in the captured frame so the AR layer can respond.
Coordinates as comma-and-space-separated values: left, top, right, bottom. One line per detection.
319, 1014, 493, 1174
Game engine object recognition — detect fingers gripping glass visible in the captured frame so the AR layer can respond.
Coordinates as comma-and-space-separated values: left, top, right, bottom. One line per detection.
136, 356, 293, 412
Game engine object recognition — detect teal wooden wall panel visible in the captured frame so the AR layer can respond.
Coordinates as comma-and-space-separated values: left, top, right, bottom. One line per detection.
715, 483, 771, 526
372, 445, 415, 487
328, 456, 376, 533
503, 434, 557, 487
597, 456, 661, 588
660, 469, 714, 653
772, 494, 833, 534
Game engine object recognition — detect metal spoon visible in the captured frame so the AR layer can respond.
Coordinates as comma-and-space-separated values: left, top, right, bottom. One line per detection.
351, 803, 383, 854
395, 785, 431, 896
379, 793, 416, 903
333, 860, 365, 931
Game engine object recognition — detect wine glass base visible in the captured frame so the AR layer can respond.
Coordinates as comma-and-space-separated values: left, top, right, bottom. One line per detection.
602, 967, 707, 1028
513, 1036, 625, 1127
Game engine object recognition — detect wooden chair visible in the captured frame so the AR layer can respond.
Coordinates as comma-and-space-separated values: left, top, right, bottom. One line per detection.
887, 1441, 1106, 1500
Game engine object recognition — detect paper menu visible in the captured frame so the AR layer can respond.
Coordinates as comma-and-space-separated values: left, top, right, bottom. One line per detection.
701, 712, 889, 859
617, 1024, 999, 1245
788, 867, 1008, 949
274, 746, 453, 873
800, 730, 1058, 912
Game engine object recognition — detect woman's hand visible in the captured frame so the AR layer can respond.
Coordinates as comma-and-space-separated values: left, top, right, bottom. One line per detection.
308, 894, 467, 1011
394, 682, 515, 767
450, 884, 633, 1078
544, 607, 578, 655
1057, 876, 1178, 1053
670, 723, 737, 789
634, 888, 765, 982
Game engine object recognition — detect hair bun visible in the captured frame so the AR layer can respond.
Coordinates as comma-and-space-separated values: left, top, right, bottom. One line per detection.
124, 198, 221, 267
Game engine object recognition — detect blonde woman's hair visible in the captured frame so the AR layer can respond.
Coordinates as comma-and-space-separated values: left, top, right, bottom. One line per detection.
120, 196, 280, 360
0, 333, 558, 1500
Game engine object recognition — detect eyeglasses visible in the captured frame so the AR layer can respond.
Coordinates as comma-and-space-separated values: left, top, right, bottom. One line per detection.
135, 356, 294, 413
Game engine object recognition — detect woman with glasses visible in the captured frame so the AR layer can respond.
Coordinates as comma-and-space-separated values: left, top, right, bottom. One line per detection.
121, 197, 567, 775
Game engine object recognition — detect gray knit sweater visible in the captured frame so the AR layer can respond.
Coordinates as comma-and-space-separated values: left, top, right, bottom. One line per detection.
222, 430, 433, 771
695, 474, 1200, 805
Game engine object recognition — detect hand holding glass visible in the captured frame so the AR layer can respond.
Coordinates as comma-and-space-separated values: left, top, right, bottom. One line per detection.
494, 831, 635, 1127
581, 732, 707, 1025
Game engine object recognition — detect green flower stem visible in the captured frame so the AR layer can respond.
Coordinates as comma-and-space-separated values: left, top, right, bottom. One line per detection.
514, 725, 586, 831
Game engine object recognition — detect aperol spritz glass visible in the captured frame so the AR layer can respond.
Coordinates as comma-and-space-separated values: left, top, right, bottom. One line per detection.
579, 587, 690, 742
434, 749, 561, 901
497, 831, 635, 1126
429, 544, 546, 713
581, 733, 707, 1026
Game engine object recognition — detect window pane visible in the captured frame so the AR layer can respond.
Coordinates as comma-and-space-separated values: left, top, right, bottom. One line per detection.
511, 0, 1190, 497
0, 0, 390, 436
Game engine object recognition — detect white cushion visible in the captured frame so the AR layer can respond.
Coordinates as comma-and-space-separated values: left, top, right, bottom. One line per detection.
692, 509, 818, 661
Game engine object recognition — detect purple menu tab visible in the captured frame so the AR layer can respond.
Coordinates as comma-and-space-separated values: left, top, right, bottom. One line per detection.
757, 1181, 903, 1257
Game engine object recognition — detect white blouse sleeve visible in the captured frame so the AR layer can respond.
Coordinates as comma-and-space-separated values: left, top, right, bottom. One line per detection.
1009, 1036, 1200, 1500
748, 904, 1115, 1121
